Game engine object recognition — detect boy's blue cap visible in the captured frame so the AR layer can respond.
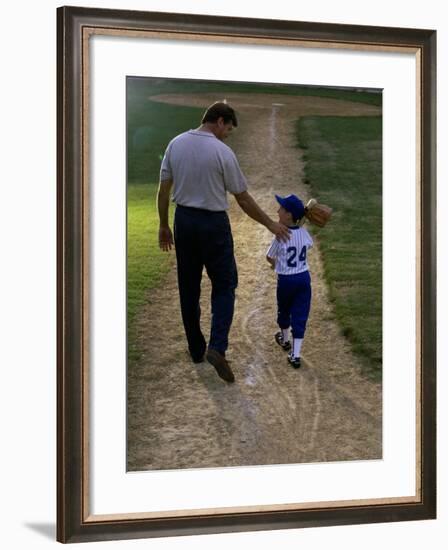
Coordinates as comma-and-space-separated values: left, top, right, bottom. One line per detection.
275, 194, 305, 221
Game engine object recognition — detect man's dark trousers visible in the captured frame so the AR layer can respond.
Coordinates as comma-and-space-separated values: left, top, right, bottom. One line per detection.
174, 205, 238, 360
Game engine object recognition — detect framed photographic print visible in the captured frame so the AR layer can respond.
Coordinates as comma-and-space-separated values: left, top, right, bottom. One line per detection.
125, 74, 383, 474
57, 5, 436, 543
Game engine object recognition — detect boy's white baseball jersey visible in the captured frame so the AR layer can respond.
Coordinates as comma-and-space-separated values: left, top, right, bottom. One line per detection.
267, 226, 314, 275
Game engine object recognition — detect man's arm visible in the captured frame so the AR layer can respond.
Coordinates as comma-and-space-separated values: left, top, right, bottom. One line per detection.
234, 190, 290, 242
157, 179, 174, 251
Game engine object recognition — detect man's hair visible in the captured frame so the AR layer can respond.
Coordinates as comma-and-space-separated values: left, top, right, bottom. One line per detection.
201, 102, 238, 127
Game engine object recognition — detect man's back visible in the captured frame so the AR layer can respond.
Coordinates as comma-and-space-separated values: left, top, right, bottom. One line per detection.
160, 129, 247, 211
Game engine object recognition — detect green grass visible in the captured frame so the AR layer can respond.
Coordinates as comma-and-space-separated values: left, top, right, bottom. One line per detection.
127, 184, 174, 360
127, 78, 381, 371
128, 76, 382, 107
128, 100, 204, 183
127, 77, 381, 183
296, 116, 382, 379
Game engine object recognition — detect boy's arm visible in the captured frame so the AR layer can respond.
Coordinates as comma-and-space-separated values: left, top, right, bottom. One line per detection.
266, 238, 279, 270
266, 238, 279, 257
266, 255, 276, 270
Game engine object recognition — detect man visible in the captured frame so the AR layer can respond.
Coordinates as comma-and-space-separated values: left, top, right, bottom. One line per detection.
157, 101, 289, 383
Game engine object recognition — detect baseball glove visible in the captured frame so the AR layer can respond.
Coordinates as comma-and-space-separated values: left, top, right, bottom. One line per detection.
303, 198, 333, 227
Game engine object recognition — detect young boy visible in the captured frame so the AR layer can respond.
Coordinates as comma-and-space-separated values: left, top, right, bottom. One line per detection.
266, 194, 313, 368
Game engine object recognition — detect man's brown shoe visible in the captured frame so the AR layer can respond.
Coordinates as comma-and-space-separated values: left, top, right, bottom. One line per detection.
206, 348, 235, 383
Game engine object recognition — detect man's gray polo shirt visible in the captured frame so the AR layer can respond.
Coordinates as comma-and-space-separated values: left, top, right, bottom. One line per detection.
160, 129, 248, 211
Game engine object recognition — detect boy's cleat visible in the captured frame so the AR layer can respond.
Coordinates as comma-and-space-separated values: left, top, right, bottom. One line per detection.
288, 354, 301, 369
275, 331, 291, 351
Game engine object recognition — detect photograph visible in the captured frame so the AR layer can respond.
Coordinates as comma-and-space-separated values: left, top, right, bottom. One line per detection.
54, 4, 436, 543
126, 77, 383, 472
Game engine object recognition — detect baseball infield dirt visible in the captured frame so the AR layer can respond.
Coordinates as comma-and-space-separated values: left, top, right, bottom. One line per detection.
127, 93, 382, 471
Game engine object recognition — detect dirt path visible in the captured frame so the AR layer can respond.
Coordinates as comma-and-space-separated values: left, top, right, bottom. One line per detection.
127, 93, 382, 471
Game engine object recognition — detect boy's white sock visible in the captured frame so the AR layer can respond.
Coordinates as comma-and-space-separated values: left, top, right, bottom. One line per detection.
282, 328, 290, 343
293, 338, 303, 358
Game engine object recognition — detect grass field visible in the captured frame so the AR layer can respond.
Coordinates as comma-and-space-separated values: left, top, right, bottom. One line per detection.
127, 77, 381, 183
127, 184, 175, 360
296, 116, 382, 378
127, 78, 382, 372
128, 101, 204, 184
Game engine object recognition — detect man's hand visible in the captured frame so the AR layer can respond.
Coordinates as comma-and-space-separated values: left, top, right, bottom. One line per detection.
157, 179, 174, 251
268, 221, 290, 242
159, 226, 174, 251
234, 190, 290, 242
